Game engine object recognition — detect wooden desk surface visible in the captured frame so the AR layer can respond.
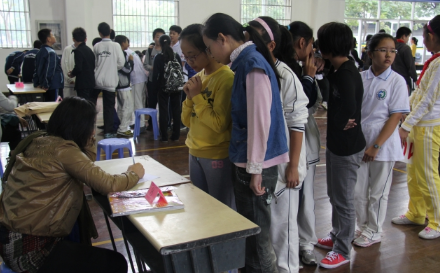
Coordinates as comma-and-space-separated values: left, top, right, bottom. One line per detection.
129, 183, 259, 254
94, 156, 190, 189
7, 84, 46, 94
94, 156, 259, 254
36, 112, 52, 123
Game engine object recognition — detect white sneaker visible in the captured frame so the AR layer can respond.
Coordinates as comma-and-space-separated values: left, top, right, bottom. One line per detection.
418, 227, 440, 239
321, 101, 328, 110
354, 229, 362, 240
353, 235, 381, 247
391, 215, 424, 225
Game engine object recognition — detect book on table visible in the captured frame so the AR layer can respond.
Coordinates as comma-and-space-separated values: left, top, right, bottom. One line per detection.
108, 186, 184, 217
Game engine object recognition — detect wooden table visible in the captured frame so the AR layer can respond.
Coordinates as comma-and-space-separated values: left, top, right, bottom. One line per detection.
93, 156, 260, 273
35, 111, 52, 123
7, 84, 46, 104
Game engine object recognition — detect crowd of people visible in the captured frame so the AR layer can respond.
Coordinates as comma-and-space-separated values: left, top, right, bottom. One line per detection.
1, 12, 440, 273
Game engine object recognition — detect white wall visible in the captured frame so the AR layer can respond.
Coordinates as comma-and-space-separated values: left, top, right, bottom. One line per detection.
1, 0, 345, 91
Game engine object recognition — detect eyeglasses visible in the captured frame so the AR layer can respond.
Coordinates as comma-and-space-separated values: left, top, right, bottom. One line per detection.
183, 52, 202, 63
373, 48, 398, 54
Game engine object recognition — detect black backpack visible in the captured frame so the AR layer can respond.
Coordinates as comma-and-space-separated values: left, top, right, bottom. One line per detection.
163, 54, 184, 94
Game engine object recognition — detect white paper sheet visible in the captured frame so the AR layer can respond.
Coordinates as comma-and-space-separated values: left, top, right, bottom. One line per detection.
138, 173, 159, 184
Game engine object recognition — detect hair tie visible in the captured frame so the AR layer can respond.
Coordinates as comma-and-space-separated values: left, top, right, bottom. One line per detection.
253, 18, 274, 41
286, 25, 290, 31
427, 20, 435, 34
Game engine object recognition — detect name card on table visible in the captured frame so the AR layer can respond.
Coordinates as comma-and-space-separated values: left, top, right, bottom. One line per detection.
145, 182, 169, 207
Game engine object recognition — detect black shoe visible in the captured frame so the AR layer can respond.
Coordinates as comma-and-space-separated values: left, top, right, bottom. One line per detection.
146, 125, 153, 131
97, 125, 104, 130
170, 136, 179, 141
129, 124, 135, 129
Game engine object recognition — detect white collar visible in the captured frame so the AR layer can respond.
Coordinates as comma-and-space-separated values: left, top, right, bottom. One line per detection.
230, 41, 253, 63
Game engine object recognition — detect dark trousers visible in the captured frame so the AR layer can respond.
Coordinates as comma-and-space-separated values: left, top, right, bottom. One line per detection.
7, 76, 18, 84
1, 124, 21, 151
158, 90, 181, 141
91, 89, 116, 134
147, 81, 158, 127
44, 89, 59, 102
76, 88, 94, 102
37, 240, 127, 273
232, 165, 278, 273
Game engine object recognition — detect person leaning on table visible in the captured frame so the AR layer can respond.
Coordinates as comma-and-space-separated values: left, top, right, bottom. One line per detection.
0, 97, 145, 273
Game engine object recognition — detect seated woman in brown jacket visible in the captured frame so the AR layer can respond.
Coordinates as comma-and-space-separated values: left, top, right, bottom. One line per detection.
0, 97, 145, 273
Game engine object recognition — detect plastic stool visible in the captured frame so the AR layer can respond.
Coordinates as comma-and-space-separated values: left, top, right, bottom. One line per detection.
134, 108, 159, 140
1, 263, 17, 273
96, 138, 133, 161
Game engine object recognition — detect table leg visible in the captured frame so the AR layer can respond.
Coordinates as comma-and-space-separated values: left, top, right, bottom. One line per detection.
103, 212, 117, 251
121, 221, 136, 273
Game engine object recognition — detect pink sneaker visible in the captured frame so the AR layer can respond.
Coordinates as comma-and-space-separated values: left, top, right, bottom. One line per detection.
419, 227, 440, 239
316, 234, 333, 250
319, 251, 350, 269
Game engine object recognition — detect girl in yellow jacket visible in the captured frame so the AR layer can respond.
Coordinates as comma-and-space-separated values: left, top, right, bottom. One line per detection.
180, 24, 236, 208
392, 15, 440, 240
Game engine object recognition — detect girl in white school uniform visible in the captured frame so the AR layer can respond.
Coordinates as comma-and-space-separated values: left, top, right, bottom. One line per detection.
249, 17, 309, 273
353, 33, 410, 247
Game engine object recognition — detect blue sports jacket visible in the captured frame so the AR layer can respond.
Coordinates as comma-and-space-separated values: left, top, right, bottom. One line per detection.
33, 45, 63, 90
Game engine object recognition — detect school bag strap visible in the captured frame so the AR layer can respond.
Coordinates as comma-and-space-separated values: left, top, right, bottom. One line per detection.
2, 130, 47, 184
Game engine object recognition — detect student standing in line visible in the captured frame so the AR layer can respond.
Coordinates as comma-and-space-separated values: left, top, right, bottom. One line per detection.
33, 29, 64, 101
68, 27, 96, 102
392, 26, 418, 93
152, 35, 183, 142
202, 13, 288, 272
392, 16, 440, 240
180, 24, 235, 208
125, 40, 148, 131
21, 40, 42, 83
353, 33, 410, 248
288, 21, 322, 267
249, 16, 309, 273
90, 22, 125, 139
143, 28, 165, 130
114, 35, 134, 138
315, 22, 366, 269
61, 43, 76, 98
411, 37, 418, 61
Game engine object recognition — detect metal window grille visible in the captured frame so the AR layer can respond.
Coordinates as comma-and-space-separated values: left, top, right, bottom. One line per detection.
0, 0, 31, 48
241, 0, 291, 26
113, 0, 179, 48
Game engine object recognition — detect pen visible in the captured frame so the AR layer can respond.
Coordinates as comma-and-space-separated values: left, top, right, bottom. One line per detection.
132, 154, 135, 164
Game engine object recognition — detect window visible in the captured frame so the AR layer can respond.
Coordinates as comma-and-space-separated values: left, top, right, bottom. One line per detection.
0, 0, 31, 48
113, 0, 179, 48
345, 0, 440, 64
241, 0, 291, 26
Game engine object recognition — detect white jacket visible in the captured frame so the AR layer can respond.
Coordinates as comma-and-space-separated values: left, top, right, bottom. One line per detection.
274, 60, 309, 196
125, 48, 148, 85
94, 39, 125, 91
61, 44, 75, 87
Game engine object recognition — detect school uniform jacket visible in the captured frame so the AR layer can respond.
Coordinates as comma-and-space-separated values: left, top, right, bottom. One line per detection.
21, 48, 39, 83
71, 42, 96, 90
274, 60, 309, 196
94, 38, 125, 91
33, 45, 64, 90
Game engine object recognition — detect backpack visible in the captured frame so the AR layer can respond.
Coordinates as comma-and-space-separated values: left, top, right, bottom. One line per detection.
163, 54, 184, 94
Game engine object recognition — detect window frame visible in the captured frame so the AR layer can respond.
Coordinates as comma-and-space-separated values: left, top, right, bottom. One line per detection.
240, 0, 292, 26
0, 0, 32, 49
112, 0, 180, 48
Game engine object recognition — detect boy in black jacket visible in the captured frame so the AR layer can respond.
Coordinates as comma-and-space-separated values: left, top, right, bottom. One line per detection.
68, 28, 95, 101
315, 22, 366, 269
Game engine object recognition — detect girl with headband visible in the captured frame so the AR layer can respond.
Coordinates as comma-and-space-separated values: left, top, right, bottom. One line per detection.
202, 13, 288, 272
249, 16, 309, 272
392, 15, 440, 240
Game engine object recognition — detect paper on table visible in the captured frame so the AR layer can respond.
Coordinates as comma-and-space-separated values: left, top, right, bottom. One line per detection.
138, 173, 159, 184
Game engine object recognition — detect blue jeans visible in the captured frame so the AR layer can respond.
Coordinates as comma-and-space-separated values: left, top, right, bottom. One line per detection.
232, 165, 278, 273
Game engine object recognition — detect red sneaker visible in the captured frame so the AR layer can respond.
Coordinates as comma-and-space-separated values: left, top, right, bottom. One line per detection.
319, 251, 350, 269
316, 234, 333, 250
